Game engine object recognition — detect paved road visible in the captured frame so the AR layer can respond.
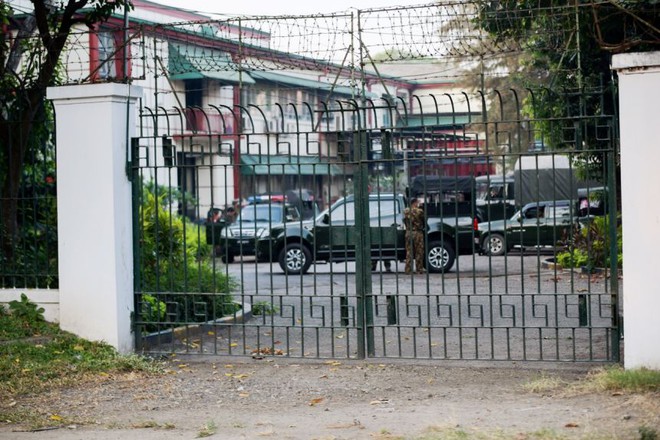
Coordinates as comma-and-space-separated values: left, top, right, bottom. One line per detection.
144, 251, 621, 363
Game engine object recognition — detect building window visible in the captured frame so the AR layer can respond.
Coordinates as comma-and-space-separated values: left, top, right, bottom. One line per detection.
185, 79, 203, 107
97, 32, 117, 79
90, 29, 130, 81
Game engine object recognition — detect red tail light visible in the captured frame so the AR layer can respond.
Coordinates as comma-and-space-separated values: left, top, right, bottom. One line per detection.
473, 217, 479, 231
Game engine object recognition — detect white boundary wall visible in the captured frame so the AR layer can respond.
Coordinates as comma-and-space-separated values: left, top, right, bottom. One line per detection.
46, 83, 143, 353
612, 51, 660, 369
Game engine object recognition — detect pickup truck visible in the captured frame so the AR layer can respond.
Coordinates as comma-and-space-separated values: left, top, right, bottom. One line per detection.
255, 178, 478, 275
206, 201, 301, 264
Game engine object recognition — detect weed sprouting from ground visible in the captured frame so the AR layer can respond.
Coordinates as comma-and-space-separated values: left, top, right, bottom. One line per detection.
197, 420, 217, 438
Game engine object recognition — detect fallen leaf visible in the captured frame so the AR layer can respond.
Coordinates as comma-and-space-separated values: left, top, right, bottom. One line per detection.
238, 393, 250, 398
565, 423, 579, 428
309, 397, 324, 406
230, 343, 238, 348
50, 414, 63, 421
207, 331, 215, 336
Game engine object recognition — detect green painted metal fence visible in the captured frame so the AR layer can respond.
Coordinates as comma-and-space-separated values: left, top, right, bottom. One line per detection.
132, 88, 620, 363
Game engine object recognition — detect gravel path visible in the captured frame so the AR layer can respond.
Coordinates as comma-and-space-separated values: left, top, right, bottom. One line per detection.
2, 358, 658, 440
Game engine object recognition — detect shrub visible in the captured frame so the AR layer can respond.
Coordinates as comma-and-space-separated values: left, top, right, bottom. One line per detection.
557, 216, 622, 270
137, 182, 235, 331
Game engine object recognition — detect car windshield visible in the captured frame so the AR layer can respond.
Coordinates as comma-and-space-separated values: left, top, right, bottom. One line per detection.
236, 205, 283, 223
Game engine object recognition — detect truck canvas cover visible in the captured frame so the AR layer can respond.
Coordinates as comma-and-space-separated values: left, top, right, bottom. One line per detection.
409, 175, 474, 197
513, 155, 578, 206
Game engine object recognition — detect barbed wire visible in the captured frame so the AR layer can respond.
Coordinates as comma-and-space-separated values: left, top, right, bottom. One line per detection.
10, 1, 657, 85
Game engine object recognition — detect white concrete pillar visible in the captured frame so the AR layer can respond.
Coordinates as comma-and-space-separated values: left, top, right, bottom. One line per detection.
47, 83, 143, 353
612, 52, 660, 369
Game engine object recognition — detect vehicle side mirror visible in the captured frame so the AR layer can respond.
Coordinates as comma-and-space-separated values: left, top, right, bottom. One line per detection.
322, 213, 330, 224
285, 215, 293, 222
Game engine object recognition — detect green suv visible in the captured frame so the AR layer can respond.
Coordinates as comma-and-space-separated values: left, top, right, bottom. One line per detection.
478, 199, 577, 256
256, 192, 477, 275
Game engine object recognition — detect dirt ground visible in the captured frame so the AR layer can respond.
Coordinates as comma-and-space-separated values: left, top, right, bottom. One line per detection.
2, 358, 659, 440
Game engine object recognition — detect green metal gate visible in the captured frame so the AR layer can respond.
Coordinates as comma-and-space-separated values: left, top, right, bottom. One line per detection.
127, 3, 622, 363
131, 88, 620, 362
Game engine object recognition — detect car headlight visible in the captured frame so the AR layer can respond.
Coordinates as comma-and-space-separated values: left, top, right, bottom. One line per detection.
220, 228, 232, 238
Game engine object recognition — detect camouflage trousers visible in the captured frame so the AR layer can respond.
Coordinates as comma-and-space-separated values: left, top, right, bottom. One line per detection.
405, 231, 425, 274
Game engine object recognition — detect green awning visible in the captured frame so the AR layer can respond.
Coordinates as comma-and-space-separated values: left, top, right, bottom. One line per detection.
168, 43, 255, 84
241, 155, 344, 176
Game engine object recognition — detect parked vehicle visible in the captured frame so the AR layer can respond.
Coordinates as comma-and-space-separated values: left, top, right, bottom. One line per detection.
475, 174, 516, 223
212, 202, 302, 263
247, 189, 321, 220
256, 176, 478, 275
478, 199, 578, 256
475, 155, 604, 223
577, 186, 608, 218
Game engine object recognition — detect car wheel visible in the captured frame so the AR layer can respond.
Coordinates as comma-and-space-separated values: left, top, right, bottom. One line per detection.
484, 233, 506, 256
221, 253, 235, 264
278, 243, 312, 275
426, 240, 456, 273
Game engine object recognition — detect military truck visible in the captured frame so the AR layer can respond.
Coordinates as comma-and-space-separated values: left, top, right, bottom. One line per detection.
475, 154, 600, 222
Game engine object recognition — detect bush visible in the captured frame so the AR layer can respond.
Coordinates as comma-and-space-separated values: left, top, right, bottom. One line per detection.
557, 216, 622, 270
137, 182, 235, 332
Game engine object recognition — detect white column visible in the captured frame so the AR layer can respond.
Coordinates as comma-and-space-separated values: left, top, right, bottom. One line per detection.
612, 52, 660, 369
47, 83, 143, 353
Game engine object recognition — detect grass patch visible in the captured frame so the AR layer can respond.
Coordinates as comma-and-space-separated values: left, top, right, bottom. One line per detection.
523, 374, 566, 394
197, 420, 217, 438
0, 308, 164, 399
585, 367, 660, 393
524, 367, 660, 396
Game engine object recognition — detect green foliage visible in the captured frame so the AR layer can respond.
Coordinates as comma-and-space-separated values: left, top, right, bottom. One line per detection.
556, 216, 622, 270
589, 367, 660, 393
1, 300, 53, 341
469, 1, 650, 190
1, 0, 130, 284
251, 301, 278, 316
0, 145, 59, 288
0, 315, 163, 401
555, 249, 588, 271
141, 294, 166, 326
7, 294, 46, 332
138, 181, 235, 329
639, 426, 658, 440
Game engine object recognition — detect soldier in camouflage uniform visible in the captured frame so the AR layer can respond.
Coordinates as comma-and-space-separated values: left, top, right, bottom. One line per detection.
404, 198, 425, 274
